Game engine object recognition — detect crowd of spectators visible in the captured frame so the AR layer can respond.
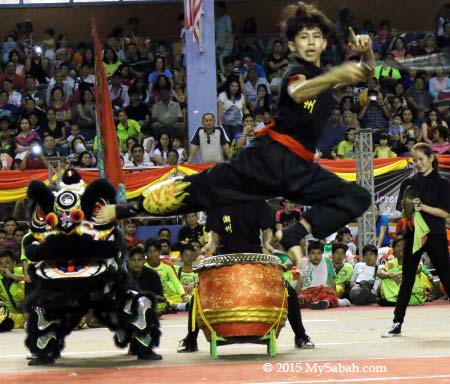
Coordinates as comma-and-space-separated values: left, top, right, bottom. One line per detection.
2, 3, 450, 328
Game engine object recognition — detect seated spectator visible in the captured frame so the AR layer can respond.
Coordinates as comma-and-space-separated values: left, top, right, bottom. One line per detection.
388, 36, 407, 60
186, 113, 230, 163
0, 61, 25, 90
387, 113, 406, 153
275, 199, 301, 231
123, 144, 154, 168
153, 132, 172, 166
298, 241, 350, 310
160, 239, 173, 259
349, 245, 381, 305
374, 133, 397, 158
67, 136, 89, 164
332, 242, 353, 299
0, 91, 20, 123
240, 53, 266, 80
125, 86, 150, 130
317, 107, 345, 159
144, 238, 188, 308
178, 212, 204, 246
373, 54, 402, 94
335, 227, 357, 262
166, 149, 179, 166
418, 33, 440, 55
245, 69, 271, 108
14, 116, 40, 156
48, 87, 72, 123
341, 110, 359, 130
233, 113, 256, 152
377, 236, 425, 306
24, 47, 50, 85
147, 56, 174, 94
432, 125, 450, 154
66, 123, 84, 147
116, 109, 142, 152
358, 77, 383, 110
9, 49, 25, 78
171, 136, 187, 163
358, 90, 390, 137
340, 96, 359, 122
266, 39, 289, 81
217, 55, 244, 95
151, 88, 184, 139
42, 135, 60, 158
103, 47, 122, 78
127, 246, 167, 316
45, 71, 72, 105
123, 220, 141, 249
2, 217, 18, 252
19, 139, 49, 170
73, 89, 96, 133
73, 64, 95, 92
429, 68, 450, 101
0, 249, 25, 330
269, 64, 286, 100
158, 228, 172, 244
22, 75, 45, 108
40, 108, 67, 153
20, 97, 45, 125
74, 151, 96, 168
249, 84, 272, 115
421, 108, 448, 144
401, 108, 421, 141
385, 82, 408, 113
3, 79, 21, 107
151, 74, 180, 104
375, 203, 391, 249
218, 79, 248, 140
109, 70, 130, 111
405, 76, 434, 120
337, 128, 356, 159
437, 21, 450, 50
173, 244, 198, 300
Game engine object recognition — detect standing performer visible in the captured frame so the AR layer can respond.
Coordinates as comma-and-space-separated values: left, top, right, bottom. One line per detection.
96, 2, 374, 263
177, 200, 314, 352
383, 143, 450, 337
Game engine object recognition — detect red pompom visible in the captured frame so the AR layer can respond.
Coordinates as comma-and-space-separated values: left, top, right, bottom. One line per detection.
46, 212, 59, 228
70, 209, 85, 224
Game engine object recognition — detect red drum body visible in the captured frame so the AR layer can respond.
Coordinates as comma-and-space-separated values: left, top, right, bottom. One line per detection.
195, 254, 288, 340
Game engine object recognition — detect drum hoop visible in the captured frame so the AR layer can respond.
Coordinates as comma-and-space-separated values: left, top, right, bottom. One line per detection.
195, 253, 282, 272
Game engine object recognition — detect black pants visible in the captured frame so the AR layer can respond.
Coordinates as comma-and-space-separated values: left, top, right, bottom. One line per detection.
184, 283, 306, 343
394, 232, 450, 323
182, 135, 371, 239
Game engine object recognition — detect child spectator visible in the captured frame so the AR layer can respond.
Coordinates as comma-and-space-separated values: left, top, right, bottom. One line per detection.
377, 237, 425, 306
66, 124, 85, 147
350, 244, 381, 305
123, 220, 141, 249
144, 238, 188, 311
332, 242, 353, 299
335, 227, 357, 259
421, 108, 448, 144
171, 137, 187, 163
387, 114, 405, 153
174, 244, 198, 300
337, 128, 356, 159
298, 241, 350, 310
374, 133, 397, 158
432, 126, 450, 154
0, 249, 25, 330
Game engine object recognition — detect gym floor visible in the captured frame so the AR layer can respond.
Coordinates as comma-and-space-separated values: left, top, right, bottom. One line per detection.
1, 301, 450, 384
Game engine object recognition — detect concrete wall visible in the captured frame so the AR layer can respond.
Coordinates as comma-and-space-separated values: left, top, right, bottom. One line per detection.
0, 0, 446, 43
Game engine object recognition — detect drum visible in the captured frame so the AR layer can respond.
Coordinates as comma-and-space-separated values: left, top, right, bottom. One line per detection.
195, 254, 288, 341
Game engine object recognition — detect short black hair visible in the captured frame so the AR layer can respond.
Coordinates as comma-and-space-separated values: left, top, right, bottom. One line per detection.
362, 244, 378, 256
308, 240, 323, 253
180, 243, 194, 253
131, 144, 144, 152
332, 242, 348, 253
158, 227, 171, 236
0, 249, 14, 261
144, 237, 161, 252
129, 246, 145, 258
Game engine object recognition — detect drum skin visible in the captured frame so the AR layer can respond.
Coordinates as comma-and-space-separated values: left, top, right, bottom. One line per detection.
196, 254, 288, 340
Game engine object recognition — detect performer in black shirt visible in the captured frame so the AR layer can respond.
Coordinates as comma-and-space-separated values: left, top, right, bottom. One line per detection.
383, 143, 450, 337
177, 200, 314, 352
96, 2, 374, 266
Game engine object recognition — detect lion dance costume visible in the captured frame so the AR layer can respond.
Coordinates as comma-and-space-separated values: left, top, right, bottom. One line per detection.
23, 169, 160, 365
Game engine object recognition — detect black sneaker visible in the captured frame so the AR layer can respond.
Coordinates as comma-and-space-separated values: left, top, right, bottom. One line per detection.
177, 338, 198, 353
137, 350, 163, 361
295, 335, 315, 349
381, 322, 402, 338
309, 300, 329, 310
28, 356, 55, 366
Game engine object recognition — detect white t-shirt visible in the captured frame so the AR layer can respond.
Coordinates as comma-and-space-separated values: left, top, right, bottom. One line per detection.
351, 262, 381, 291
218, 91, 245, 124
300, 257, 335, 289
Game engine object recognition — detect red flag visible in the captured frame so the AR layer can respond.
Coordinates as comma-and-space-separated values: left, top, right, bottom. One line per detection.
184, 0, 202, 43
90, 16, 124, 191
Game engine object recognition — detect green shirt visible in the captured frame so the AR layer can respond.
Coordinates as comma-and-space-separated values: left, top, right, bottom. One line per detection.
374, 65, 402, 80
117, 119, 141, 151
337, 140, 355, 159
146, 262, 185, 298
0, 267, 24, 314
335, 263, 353, 286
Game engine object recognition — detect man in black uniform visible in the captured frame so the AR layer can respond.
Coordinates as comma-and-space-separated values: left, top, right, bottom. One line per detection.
177, 200, 314, 352
96, 2, 374, 265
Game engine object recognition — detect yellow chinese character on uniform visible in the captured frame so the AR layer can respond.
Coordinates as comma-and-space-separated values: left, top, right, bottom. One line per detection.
223, 215, 231, 224
303, 99, 316, 114
224, 224, 233, 233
